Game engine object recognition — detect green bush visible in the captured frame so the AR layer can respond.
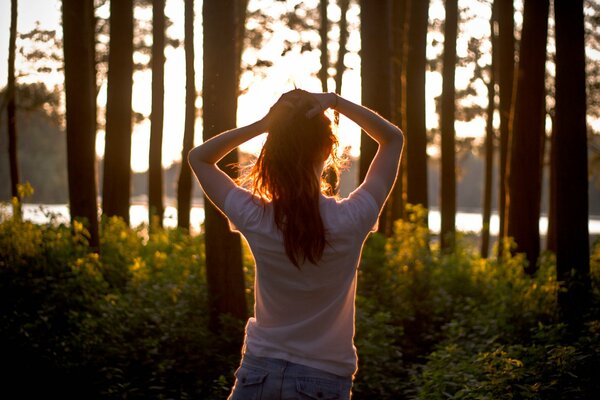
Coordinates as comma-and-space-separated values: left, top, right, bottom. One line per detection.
1, 200, 599, 399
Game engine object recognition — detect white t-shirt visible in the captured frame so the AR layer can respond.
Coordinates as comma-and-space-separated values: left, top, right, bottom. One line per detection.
223, 185, 381, 377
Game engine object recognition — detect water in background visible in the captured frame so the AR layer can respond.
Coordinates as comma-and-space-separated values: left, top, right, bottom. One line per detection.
7, 203, 600, 238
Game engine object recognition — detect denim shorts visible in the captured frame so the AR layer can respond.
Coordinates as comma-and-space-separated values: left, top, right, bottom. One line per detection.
227, 353, 353, 400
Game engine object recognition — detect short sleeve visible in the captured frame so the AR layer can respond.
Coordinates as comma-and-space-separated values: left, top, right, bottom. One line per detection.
342, 186, 381, 234
223, 186, 263, 232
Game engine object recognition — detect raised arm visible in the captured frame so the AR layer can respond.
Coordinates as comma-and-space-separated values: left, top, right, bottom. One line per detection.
308, 92, 404, 208
188, 118, 267, 211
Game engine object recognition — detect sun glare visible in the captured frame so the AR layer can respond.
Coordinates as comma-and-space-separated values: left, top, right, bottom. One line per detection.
0, 0, 515, 173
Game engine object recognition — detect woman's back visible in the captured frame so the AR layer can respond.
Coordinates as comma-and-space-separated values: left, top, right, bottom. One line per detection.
224, 185, 380, 376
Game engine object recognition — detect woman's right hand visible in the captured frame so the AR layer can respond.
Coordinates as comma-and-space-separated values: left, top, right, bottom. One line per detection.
305, 92, 338, 118
263, 90, 337, 128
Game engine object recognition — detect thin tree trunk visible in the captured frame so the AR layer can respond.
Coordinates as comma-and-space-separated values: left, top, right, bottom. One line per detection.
481, 0, 498, 258
149, 0, 165, 227
334, 0, 350, 95
177, 0, 196, 231
62, 0, 99, 249
7, 0, 19, 213
389, 0, 407, 224
235, 0, 249, 90
481, 79, 495, 258
360, 0, 393, 235
405, 0, 429, 213
103, 0, 133, 224
496, 0, 514, 261
440, 0, 457, 251
203, 0, 247, 332
546, 114, 557, 252
554, 0, 590, 326
506, 0, 548, 274
319, 0, 329, 92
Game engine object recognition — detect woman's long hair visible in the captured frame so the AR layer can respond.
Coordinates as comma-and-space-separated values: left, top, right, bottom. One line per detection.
244, 97, 342, 267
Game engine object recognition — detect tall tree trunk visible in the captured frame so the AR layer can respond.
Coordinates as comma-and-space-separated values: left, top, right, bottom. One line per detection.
203, 0, 247, 332
481, 0, 498, 258
405, 0, 429, 213
149, 0, 165, 227
360, 0, 393, 235
389, 0, 407, 224
440, 0, 457, 251
177, 0, 196, 231
319, 0, 329, 92
7, 0, 19, 214
334, 0, 350, 95
506, 0, 548, 273
103, 0, 133, 224
546, 114, 557, 252
496, 0, 514, 260
62, 0, 99, 249
554, 0, 590, 326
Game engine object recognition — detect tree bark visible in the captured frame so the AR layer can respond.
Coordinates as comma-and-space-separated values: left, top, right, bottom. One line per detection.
203, 0, 247, 331
319, 0, 329, 92
389, 0, 408, 225
554, 0, 590, 326
334, 0, 350, 96
62, 0, 99, 249
506, 0, 548, 273
177, 0, 196, 231
149, 0, 165, 227
103, 0, 133, 224
405, 0, 429, 212
360, 0, 393, 235
546, 114, 557, 252
496, 0, 514, 260
7, 0, 19, 212
440, 0, 457, 251
481, 2, 497, 259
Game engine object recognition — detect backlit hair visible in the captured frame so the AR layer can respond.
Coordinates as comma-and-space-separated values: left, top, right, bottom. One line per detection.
243, 97, 342, 267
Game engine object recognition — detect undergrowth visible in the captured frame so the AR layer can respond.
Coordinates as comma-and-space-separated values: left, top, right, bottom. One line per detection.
1, 201, 598, 399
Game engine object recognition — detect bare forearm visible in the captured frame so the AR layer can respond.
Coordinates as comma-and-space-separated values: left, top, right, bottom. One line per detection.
188, 119, 267, 165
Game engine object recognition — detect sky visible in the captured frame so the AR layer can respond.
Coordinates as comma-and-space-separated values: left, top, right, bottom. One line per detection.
0, 0, 524, 173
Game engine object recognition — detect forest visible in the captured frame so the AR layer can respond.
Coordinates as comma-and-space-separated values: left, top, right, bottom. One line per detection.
1, 0, 599, 398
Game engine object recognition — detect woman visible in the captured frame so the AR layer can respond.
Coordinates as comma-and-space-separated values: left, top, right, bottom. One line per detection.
188, 90, 404, 399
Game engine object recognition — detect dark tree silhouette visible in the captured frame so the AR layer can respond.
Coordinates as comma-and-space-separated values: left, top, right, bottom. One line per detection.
547, 114, 557, 252
103, 0, 134, 224
177, 0, 196, 231
481, 1, 497, 258
440, 0, 458, 251
496, 0, 514, 259
149, 0, 165, 227
405, 0, 429, 212
334, 0, 350, 95
319, 0, 329, 92
62, 0, 99, 249
7, 0, 19, 211
203, 0, 247, 331
554, 0, 590, 325
360, 0, 394, 235
389, 0, 408, 223
506, 0, 548, 273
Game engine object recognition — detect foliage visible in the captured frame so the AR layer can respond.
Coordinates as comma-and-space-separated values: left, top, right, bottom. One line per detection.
0, 201, 599, 398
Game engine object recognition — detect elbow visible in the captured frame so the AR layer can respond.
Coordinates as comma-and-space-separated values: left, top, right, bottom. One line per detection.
187, 147, 197, 165
188, 145, 210, 163
187, 146, 209, 171
381, 127, 404, 148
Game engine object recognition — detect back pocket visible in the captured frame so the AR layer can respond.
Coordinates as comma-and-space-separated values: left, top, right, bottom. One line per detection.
296, 377, 341, 399
231, 367, 268, 400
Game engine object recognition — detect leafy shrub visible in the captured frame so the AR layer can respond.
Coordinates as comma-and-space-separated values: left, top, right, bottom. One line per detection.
1, 199, 599, 399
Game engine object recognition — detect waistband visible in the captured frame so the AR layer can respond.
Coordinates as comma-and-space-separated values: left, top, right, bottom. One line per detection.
242, 352, 352, 382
